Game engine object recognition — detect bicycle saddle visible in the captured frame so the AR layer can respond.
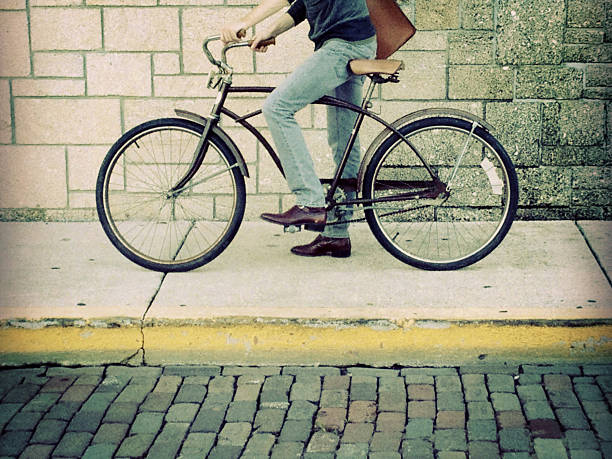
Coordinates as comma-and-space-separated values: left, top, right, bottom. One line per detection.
349, 59, 404, 76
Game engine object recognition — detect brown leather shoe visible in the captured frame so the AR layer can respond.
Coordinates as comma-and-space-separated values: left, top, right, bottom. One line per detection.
261, 205, 327, 232
291, 235, 351, 258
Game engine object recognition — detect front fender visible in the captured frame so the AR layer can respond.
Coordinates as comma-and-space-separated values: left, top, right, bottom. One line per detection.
175, 109, 250, 178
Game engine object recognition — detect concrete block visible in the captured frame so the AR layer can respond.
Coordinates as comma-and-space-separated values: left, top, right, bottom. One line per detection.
485, 102, 541, 167
496, 0, 564, 65
12, 78, 85, 97
0, 11, 31, 76
567, 0, 605, 27
0, 145, 67, 208
181, 7, 252, 74
415, 0, 459, 29
516, 66, 583, 99
30, 8, 101, 51
67, 145, 109, 190
153, 53, 180, 75
586, 64, 612, 87
558, 101, 606, 146
563, 43, 612, 63
401, 31, 447, 51
0, 80, 11, 143
104, 8, 179, 51
255, 20, 312, 74
449, 31, 495, 65
517, 167, 572, 206
0, 0, 25, 8
87, 53, 151, 96
88, 0, 155, 4
382, 51, 446, 100
565, 28, 605, 44
14, 98, 121, 144
33, 52, 84, 77
461, 0, 494, 29
30, 0, 82, 4
122, 98, 211, 131
153, 75, 212, 98
449, 66, 513, 99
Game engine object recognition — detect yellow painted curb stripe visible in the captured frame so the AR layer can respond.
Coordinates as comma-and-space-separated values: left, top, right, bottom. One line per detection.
1, 324, 610, 357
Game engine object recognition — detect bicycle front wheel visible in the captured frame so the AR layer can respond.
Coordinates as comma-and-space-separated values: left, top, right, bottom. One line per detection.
363, 117, 518, 270
96, 118, 246, 272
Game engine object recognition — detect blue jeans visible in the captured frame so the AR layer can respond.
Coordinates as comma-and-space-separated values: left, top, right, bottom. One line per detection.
262, 37, 376, 238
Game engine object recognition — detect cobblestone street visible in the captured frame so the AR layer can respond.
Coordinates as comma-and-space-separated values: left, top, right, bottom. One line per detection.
0, 364, 611, 458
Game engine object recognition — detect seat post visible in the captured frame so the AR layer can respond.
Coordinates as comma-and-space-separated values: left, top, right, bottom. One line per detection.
326, 78, 378, 203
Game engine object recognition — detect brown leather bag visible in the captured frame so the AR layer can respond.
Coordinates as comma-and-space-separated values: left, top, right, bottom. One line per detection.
366, 0, 416, 59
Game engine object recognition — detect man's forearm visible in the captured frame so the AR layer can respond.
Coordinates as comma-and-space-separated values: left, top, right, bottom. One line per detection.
241, 0, 290, 29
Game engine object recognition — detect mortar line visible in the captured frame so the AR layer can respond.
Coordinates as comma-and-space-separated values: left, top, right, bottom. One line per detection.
575, 221, 611, 288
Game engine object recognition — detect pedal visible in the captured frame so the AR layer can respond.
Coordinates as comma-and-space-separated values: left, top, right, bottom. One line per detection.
304, 223, 325, 233
284, 225, 302, 233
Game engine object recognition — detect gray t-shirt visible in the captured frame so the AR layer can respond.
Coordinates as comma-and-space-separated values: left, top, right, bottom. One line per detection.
287, 0, 375, 49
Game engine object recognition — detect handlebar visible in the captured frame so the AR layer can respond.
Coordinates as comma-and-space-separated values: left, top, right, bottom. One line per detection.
202, 34, 276, 72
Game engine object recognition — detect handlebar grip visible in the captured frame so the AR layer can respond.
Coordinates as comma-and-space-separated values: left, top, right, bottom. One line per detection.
250, 37, 276, 48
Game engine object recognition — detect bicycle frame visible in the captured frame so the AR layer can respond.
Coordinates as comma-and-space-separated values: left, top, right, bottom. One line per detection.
173, 36, 448, 211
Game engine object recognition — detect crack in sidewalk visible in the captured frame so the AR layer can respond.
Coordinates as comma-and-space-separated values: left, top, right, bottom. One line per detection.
120, 272, 168, 366
575, 221, 611, 288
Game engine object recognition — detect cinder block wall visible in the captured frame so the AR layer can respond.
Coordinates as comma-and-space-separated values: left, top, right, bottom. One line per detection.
0, 0, 609, 221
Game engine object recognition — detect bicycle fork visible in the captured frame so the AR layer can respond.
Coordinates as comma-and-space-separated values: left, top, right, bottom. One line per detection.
169, 78, 231, 196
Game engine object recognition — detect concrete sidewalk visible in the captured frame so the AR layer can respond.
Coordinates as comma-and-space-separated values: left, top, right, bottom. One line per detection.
0, 221, 610, 366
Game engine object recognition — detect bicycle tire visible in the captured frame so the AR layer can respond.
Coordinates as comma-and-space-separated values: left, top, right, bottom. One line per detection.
96, 118, 246, 272
363, 116, 518, 270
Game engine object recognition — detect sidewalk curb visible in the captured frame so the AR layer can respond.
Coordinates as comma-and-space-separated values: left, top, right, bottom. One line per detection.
2, 320, 611, 367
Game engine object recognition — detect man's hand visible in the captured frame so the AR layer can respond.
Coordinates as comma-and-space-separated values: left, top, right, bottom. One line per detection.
250, 30, 275, 52
221, 23, 247, 44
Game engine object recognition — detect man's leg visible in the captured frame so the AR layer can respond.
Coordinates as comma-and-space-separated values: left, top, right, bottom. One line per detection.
262, 41, 360, 208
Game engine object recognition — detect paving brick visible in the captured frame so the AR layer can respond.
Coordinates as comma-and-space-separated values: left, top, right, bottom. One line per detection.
341, 422, 374, 443
287, 400, 318, 421
323, 375, 350, 391
575, 384, 604, 401
103, 402, 138, 424
467, 419, 497, 441
290, 377, 321, 402
218, 422, 252, 448
436, 375, 463, 392
434, 429, 467, 451
437, 391, 465, 411
41, 376, 75, 393
496, 411, 527, 429
67, 410, 103, 433
191, 403, 227, 433
556, 408, 590, 429
565, 429, 599, 449
403, 375, 435, 385
46, 402, 81, 421
5, 410, 44, 431
337, 443, 369, 458
226, 400, 257, 422
549, 389, 581, 408
437, 452, 467, 459
234, 383, 262, 401
370, 431, 403, 452
53, 431, 92, 457
19, 444, 55, 459
517, 384, 547, 401
3, 384, 39, 403
529, 418, 562, 438
491, 393, 521, 411
348, 400, 377, 423
533, 438, 569, 459
0, 430, 31, 456
350, 379, 377, 401
60, 384, 96, 403
147, 422, 189, 458
175, 383, 207, 403
464, 384, 489, 401
254, 408, 286, 433
283, 367, 340, 377
469, 440, 500, 458
543, 374, 573, 390
116, 434, 156, 457
499, 429, 530, 452
468, 401, 495, 420
242, 433, 276, 458
180, 432, 215, 457
405, 418, 434, 439
306, 431, 339, 453
140, 392, 174, 412
524, 401, 556, 420
271, 441, 304, 459
408, 401, 436, 418
379, 389, 407, 412
436, 410, 465, 429
408, 384, 435, 400
320, 389, 348, 408
130, 412, 164, 435
162, 365, 220, 377
315, 407, 346, 433
114, 383, 154, 404
208, 444, 243, 458
280, 419, 313, 442
92, 422, 129, 444
31, 419, 67, 444
81, 443, 117, 459
401, 438, 434, 458
567, 450, 603, 459
517, 374, 542, 385
376, 411, 405, 432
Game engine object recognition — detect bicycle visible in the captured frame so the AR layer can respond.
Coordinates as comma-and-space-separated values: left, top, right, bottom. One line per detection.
96, 35, 519, 273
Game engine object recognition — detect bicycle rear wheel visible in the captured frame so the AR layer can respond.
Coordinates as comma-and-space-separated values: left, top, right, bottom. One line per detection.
363, 117, 518, 270
96, 118, 246, 272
